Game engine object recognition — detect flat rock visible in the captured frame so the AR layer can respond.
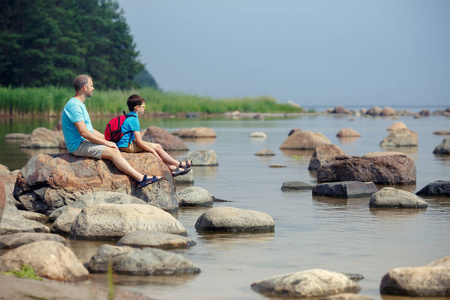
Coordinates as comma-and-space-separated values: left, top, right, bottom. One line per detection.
117, 230, 196, 249
70, 203, 187, 240
280, 131, 331, 150
251, 269, 360, 298
281, 181, 314, 191
177, 186, 213, 207
88, 244, 200, 275
369, 187, 428, 208
433, 138, 450, 154
255, 148, 275, 156
0, 241, 88, 282
184, 149, 218, 166
313, 181, 378, 198
142, 126, 189, 151
195, 207, 274, 232
416, 180, 450, 197
0, 232, 66, 249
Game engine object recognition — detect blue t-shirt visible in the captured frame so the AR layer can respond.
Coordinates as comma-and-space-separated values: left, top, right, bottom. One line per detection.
61, 97, 94, 153
116, 111, 140, 148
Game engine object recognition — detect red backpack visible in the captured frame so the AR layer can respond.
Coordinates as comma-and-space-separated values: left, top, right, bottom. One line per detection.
104, 111, 137, 143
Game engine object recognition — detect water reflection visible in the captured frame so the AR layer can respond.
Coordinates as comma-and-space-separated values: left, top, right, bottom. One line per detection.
20, 147, 68, 159
369, 208, 426, 220
90, 271, 199, 288
379, 145, 418, 154
337, 136, 360, 145
197, 231, 275, 246
280, 149, 315, 158
178, 137, 216, 145
66, 240, 115, 264
190, 166, 218, 178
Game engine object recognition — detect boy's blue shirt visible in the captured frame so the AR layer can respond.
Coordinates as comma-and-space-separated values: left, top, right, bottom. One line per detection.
116, 111, 140, 148
61, 97, 94, 153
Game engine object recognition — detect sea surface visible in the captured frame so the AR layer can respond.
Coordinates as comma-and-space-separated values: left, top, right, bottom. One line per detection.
0, 106, 449, 299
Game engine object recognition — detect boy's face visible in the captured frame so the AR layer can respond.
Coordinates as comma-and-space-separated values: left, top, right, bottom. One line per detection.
135, 101, 146, 115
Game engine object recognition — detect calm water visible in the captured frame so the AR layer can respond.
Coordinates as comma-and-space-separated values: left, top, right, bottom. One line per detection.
1, 109, 449, 300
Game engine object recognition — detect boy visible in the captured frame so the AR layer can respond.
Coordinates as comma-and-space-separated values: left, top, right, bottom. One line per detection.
116, 94, 192, 177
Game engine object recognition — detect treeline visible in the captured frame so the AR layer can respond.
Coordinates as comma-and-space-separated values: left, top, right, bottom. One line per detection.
0, 0, 157, 90
0, 87, 304, 116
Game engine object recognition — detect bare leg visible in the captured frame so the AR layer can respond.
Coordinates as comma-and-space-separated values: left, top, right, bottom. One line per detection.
102, 147, 144, 181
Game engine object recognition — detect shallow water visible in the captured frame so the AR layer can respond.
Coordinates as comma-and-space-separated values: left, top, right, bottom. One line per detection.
1, 110, 449, 299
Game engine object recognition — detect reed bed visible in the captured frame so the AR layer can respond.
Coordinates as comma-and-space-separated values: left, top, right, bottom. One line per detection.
0, 87, 304, 116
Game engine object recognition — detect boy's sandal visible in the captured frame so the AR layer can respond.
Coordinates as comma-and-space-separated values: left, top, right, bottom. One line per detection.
138, 175, 163, 189
178, 160, 192, 169
171, 167, 191, 177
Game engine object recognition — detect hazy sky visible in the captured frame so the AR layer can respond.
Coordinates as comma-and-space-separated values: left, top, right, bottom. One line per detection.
117, 0, 449, 107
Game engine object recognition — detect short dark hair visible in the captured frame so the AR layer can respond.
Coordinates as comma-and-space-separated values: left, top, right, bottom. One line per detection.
73, 75, 92, 92
127, 94, 145, 111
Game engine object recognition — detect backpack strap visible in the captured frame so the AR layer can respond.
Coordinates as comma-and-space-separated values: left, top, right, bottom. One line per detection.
122, 111, 138, 145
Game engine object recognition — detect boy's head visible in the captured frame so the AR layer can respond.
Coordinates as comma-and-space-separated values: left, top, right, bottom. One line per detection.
127, 94, 145, 111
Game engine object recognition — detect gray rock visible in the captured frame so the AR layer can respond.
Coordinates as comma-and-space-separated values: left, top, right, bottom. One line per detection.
184, 149, 218, 166
379, 129, 418, 147
313, 181, 378, 198
50, 207, 82, 235
416, 180, 450, 197
88, 244, 200, 275
20, 127, 65, 148
0, 206, 50, 235
309, 144, 348, 171
117, 230, 196, 249
433, 138, 450, 154
70, 204, 187, 240
0, 241, 88, 282
255, 148, 275, 156
369, 187, 428, 208
281, 181, 314, 191
195, 207, 274, 232
0, 232, 66, 249
251, 269, 361, 298
174, 168, 194, 184
380, 255, 450, 296
177, 186, 213, 207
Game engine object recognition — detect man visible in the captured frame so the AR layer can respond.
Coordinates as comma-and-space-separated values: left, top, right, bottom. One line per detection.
61, 75, 162, 188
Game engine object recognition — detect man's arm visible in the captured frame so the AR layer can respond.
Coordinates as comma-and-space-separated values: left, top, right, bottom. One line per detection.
74, 121, 118, 149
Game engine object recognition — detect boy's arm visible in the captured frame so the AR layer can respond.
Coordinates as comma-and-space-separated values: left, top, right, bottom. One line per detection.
133, 131, 161, 160
74, 121, 118, 149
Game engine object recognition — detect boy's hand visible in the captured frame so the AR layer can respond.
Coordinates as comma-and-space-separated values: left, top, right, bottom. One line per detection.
149, 148, 162, 160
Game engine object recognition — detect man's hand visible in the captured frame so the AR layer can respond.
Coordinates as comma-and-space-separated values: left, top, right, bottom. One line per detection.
105, 141, 118, 149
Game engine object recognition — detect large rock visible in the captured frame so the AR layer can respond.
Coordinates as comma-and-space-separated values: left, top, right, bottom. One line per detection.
0, 232, 66, 249
184, 149, 218, 166
381, 106, 396, 116
309, 144, 348, 171
51, 207, 82, 235
13, 152, 177, 215
20, 127, 65, 148
195, 207, 274, 232
280, 131, 332, 150
433, 138, 450, 154
0, 170, 20, 207
117, 230, 196, 249
177, 186, 213, 207
416, 180, 450, 197
313, 181, 378, 198
142, 126, 189, 151
369, 187, 428, 208
387, 122, 408, 131
0, 241, 88, 282
336, 128, 361, 137
317, 152, 416, 185
174, 127, 217, 138
70, 203, 187, 240
366, 106, 382, 116
380, 255, 450, 296
0, 206, 50, 234
379, 129, 418, 147
251, 269, 361, 298
88, 244, 200, 275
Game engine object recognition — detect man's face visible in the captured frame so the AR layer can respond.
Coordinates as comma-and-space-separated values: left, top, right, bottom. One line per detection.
84, 79, 94, 98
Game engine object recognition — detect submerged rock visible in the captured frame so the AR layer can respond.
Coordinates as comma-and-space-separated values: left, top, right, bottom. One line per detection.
255, 148, 275, 156
281, 181, 314, 191
313, 181, 378, 198
117, 230, 196, 249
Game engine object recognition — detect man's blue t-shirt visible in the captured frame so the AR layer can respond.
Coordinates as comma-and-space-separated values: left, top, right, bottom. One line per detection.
116, 111, 140, 148
61, 97, 94, 153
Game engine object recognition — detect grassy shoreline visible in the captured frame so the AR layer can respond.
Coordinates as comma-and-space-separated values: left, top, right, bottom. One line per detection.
0, 87, 305, 117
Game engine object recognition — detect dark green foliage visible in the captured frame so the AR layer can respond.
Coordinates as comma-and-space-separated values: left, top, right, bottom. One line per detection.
133, 69, 160, 90
0, 0, 146, 89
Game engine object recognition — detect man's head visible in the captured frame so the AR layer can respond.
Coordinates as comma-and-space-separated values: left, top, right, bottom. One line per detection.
127, 94, 145, 112
73, 75, 94, 98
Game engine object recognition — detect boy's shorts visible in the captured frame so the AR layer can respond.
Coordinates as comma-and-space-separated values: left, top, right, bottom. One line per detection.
72, 140, 104, 159
119, 140, 144, 153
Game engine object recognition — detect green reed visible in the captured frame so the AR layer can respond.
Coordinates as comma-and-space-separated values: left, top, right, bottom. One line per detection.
0, 87, 304, 116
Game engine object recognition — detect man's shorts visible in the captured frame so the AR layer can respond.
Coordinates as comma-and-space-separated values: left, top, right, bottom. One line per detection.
72, 140, 104, 159
119, 140, 144, 153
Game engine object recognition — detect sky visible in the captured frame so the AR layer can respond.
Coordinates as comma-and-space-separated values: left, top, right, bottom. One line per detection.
116, 0, 450, 107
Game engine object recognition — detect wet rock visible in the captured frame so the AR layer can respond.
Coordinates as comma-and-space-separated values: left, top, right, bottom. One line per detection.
281, 181, 314, 191
184, 149, 218, 166
433, 138, 450, 154
255, 148, 275, 156
0, 241, 88, 282
309, 144, 349, 171
379, 129, 418, 147
369, 187, 428, 208
142, 126, 189, 151
0, 206, 50, 234
317, 152, 416, 185
174, 127, 217, 138
416, 180, 450, 197
250, 132, 267, 138
313, 181, 378, 198
195, 207, 274, 232
20, 127, 65, 148
280, 131, 332, 150
88, 244, 200, 275
251, 269, 360, 298
336, 128, 362, 137
387, 122, 408, 131
380, 255, 450, 296
117, 230, 196, 249
70, 203, 187, 240
13, 152, 177, 215
0, 232, 66, 249
177, 186, 213, 207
